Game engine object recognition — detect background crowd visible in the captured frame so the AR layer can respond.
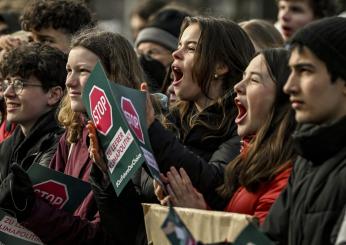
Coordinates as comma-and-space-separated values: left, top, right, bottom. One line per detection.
0, 0, 346, 245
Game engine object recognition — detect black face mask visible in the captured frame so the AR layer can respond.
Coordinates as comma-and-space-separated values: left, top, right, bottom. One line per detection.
138, 54, 167, 93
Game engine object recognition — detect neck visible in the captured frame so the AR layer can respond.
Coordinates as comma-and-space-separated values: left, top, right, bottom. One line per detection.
20, 123, 35, 137
194, 79, 224, 112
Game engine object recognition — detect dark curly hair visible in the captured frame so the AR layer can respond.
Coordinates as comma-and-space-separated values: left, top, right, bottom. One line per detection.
20, 0, 95, 34
0, 42, 67, 92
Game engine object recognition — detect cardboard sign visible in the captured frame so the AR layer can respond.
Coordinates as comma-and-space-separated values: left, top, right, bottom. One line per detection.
82, 62, 161, 195
233, 223, 273, 245
0, 211, 43, 245
27, 164, 91, 213
0, 164, 91, 245
161, 205, 196, 245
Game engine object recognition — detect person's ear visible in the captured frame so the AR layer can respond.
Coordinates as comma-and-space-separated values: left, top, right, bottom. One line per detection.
140, 82, 148, 92
47, 86, 63, 106
214, 63, 229, 78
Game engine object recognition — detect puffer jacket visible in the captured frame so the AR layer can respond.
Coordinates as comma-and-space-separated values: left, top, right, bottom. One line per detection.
262, 116, 346, 245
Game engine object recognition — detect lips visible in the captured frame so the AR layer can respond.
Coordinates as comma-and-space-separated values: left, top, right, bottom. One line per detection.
6, 102, 21, 112
281, 25, 293, 37
172, 65, 183, 86
69, 90, 81, 97
234, 98, 247, 124
290, 98, 304, 109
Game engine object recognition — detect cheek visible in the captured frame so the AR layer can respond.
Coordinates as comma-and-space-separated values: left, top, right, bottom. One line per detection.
292, 13, 314, 26
248, 89, 275, 120
80, 78, 88, 90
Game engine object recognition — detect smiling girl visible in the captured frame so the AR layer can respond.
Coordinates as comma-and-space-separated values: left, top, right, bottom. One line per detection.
20, 28, 143, 245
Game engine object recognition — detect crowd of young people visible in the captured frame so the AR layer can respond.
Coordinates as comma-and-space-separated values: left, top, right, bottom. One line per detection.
0, 0, 345, 245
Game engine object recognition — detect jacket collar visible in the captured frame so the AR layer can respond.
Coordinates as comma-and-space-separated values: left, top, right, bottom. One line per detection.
292, 116, 346, 165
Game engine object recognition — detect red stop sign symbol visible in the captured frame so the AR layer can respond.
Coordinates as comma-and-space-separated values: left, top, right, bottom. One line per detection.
33, 180, 69, 209
89, 86, 113, 135
121, 97, 144, 144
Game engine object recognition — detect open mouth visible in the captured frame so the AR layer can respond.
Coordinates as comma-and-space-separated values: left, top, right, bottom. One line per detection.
172, 66, 183, 86
281, 25, 293, 36
235, 99, 247, 124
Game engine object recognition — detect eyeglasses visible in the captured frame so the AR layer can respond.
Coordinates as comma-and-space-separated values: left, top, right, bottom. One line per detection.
2, 78, 43, 95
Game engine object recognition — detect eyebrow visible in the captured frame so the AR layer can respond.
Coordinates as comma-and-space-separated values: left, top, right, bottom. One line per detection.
290, 63, 315, 70
178, 40, 198, 46
244, 71, 264, 79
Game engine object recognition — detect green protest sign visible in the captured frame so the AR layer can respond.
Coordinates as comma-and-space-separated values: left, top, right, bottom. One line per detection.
233, 223, 273, 245
0, 210, 43, 245
82, 62, 161, 195
27, 164, 91, 213
0, 164, 91, 245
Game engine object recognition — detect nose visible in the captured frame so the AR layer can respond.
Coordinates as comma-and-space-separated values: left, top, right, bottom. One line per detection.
172, 47, 183, 60
283, 72, 298, 95
3, 83, 16, 98
234, 78, 246, 95
280, 8, 291, 22
65, 72, 78, 88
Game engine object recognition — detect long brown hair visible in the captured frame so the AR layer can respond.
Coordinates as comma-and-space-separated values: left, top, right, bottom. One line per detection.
58, 28, 144, 143
218, 48, 296, 198
166, 16, 255, 141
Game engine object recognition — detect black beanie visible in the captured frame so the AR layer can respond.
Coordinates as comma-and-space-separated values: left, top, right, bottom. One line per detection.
135, 9, 190, 51
289, 17, 346, 81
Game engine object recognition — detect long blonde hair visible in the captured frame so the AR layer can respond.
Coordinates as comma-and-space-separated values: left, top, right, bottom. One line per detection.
58, 28, 144, 143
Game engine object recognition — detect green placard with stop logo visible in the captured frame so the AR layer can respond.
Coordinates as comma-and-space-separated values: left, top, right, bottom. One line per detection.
82, 62, 161, 196
0, 164, 91, 245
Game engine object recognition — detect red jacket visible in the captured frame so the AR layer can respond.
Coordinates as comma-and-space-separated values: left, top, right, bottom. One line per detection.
0, 119, 16, 143
22, 127, 104, 245
224, 167, 291, 224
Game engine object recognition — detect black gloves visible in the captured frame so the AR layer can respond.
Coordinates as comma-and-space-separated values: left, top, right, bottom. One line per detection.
0, 163, 35, 222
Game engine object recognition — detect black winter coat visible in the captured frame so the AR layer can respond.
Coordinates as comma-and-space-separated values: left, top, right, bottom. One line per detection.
135, 94, 240, 208
0, 108, 64, 181
262, 116, 346, 245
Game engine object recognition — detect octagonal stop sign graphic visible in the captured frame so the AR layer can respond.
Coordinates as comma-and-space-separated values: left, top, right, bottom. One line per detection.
121, 97, 145, 144
89, 86, 113, 135
33, 180, 69, 210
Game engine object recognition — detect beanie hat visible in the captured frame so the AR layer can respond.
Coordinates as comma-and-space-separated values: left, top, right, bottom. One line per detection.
135, 9, 190, 51
289, 17, 346, 81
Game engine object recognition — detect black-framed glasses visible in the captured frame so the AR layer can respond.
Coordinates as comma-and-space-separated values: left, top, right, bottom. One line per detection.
2, 78, 43, 95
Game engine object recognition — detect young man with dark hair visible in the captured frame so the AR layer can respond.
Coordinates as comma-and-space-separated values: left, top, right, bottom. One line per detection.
262, 17, 346, 245
20, 0, 95, 53
0, 42, 66, 219
276, 0, 337, 40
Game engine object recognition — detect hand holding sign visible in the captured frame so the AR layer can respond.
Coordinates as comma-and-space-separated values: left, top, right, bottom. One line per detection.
87, 121, 108, 173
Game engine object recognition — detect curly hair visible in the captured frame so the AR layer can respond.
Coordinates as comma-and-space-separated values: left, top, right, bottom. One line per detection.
0, 42, 67, 92
20, 0, 95, 34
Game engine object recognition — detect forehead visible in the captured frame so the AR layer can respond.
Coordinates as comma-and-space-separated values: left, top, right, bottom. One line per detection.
289, 46, 323, 66
68, 46, 99, 63
246, 54, 268, 72
180, 23, 201, 42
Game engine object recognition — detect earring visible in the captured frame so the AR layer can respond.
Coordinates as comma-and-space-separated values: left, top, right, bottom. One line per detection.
214, 74, 219, 79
